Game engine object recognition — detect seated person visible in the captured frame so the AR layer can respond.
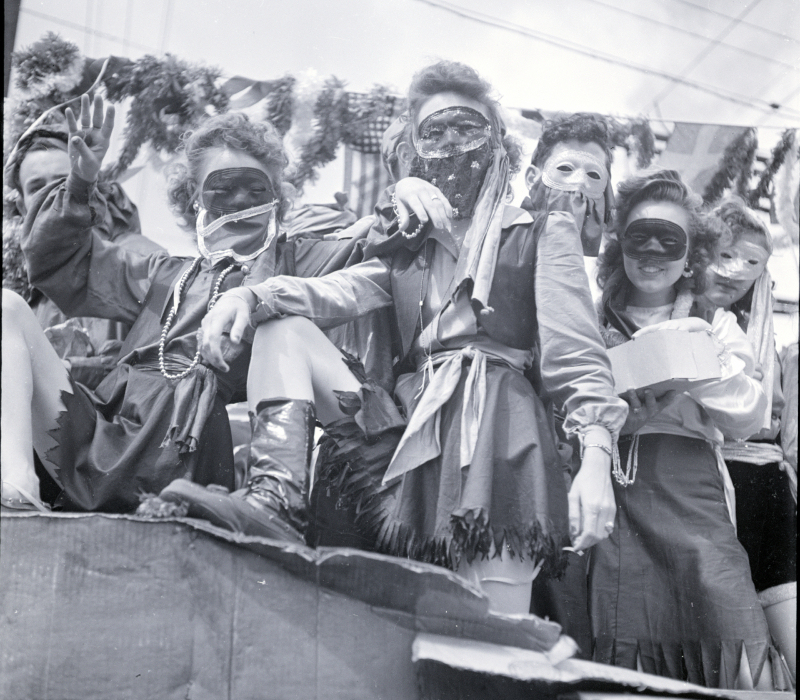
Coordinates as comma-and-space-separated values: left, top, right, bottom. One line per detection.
161, 61, 627, 615
3, 122, 164, 388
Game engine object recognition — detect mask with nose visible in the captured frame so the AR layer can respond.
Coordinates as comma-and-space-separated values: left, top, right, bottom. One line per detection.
527, 148, 612, 256
195, 167, 279, 264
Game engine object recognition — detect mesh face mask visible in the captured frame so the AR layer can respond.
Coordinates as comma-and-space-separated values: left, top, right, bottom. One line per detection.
621, 218, 688, 261
413, 107, 492, 159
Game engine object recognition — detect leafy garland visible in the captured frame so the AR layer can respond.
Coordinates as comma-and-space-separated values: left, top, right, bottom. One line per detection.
102, 54, 230, 179
702, 128, 758, 204
748, 128, 796, 209
263, 75, 296, 137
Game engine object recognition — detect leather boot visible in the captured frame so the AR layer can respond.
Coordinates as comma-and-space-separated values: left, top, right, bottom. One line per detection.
159, 398, 315, 544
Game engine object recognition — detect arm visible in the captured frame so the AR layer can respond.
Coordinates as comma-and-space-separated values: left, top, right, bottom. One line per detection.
685, 308, 768, 440
534, 212, 628, 550
198, 257, 393, 371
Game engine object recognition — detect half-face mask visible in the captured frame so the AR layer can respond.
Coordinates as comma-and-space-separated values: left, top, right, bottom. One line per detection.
408, 107, 494, 219
708, 238, 769, 282
527, 148, 612, 256
195, 167, 279, 264
621, 218, 688, 262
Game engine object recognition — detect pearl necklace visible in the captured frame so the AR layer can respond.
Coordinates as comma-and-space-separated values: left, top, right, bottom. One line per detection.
159, 257, 236, 380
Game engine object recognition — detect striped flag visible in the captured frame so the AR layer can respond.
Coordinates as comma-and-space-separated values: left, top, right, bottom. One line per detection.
658, 123, 749, 195
343, 148, 391, 219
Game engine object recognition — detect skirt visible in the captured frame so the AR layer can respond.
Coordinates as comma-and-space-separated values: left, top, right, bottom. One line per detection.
588, 433, 783, 688
47, 363, 235, 513
359, 359, 570, 575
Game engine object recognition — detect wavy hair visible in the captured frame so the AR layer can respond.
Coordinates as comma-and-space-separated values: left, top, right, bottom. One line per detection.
406, 60, 523, 176
531, 112, 613, 168
166, 112, 292, 230
597, 169, 717, 298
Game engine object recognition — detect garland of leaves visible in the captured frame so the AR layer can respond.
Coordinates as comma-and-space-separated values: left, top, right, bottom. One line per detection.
102, 54, 230, 179
748, 128, 796, 209
702, 128, 758, 204
263, 75, 296, 137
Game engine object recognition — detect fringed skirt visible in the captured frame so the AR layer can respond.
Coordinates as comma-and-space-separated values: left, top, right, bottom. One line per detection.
46, 364, 235, 513
320, 358, 570, 577
588, 433, 788, 689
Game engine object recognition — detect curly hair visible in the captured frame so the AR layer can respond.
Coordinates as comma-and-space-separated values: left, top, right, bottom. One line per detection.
597, 169, 718, 298
406, 60, 522, 176
166, 112, 292, 230
531, 112, 613, 168
711, 195, 772, 255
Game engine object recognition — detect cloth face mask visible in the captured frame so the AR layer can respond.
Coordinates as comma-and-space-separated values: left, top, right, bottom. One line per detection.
408, 142, 494, 220
541, 149, 608, 201
414, 107, 492, 160
621, 218, 688, 261
200, 167, 276, 215
708, 238, 770, 282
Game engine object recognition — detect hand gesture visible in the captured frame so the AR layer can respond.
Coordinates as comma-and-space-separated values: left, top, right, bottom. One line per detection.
394, 177, 452, 232
620, 387, 678, 435
65, 93, 115, 183
198, 294, 253, 372
568, 446, 617, 551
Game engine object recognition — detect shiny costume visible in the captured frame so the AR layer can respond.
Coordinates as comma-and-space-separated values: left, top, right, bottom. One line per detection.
234, 190, 626, 574
21, 173, 354, 513
590, 304, 789, 688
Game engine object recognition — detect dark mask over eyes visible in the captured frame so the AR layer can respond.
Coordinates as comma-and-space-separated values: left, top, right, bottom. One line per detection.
621, 218, 688, 261
201, 167, 276, 215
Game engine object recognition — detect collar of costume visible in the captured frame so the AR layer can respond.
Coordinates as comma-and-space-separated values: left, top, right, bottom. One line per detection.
621, 218, 688, 262
196, 200, 278, 265
413, 107, 492, 159
541, 148, 608, 200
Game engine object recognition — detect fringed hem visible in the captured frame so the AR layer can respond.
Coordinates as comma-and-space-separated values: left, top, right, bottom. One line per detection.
592, 636, 794, 690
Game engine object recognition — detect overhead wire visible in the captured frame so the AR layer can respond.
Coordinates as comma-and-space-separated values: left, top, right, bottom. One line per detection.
410, 0, 800, 120
670, 0, 800, 45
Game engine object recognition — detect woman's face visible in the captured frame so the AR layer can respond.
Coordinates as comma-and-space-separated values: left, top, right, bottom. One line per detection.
622, 200, 690, 306
196, 147, 279, 222
703, 229, 770, 309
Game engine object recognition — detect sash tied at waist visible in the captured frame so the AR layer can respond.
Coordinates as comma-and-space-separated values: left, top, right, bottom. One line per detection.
381, 346, 510, 486
135, 354, 219, 454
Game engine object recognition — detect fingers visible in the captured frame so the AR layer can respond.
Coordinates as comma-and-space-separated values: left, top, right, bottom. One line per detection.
624, 389, 643, 415
65, 106, 79, 136
395, 196, 411, 232
69, 136, 96, 163
79, 94, 91, 129
641, 388, 658, 416
199, 308, 233, 372
228, 303, 252, 345
567, 486, 581, 546
417, 190, 452, 231
100, 103, 115, 140
91, 93, 104, 128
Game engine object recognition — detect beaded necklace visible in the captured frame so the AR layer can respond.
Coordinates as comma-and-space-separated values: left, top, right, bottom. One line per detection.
159, 256, 236, 380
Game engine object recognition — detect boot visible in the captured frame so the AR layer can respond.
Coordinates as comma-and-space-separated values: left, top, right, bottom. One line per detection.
159, 398, 315, 544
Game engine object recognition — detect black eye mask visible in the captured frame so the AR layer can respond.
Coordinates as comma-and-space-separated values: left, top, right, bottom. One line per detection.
201, 167, 276, 215
621, 218, 688, 261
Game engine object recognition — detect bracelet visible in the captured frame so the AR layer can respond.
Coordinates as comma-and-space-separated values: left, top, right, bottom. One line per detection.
582, 442, 612, 457
391, 191, 425, 239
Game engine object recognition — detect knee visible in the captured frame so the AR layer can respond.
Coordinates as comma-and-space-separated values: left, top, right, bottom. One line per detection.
252, 315, 319, 355
2, 289, 34, 331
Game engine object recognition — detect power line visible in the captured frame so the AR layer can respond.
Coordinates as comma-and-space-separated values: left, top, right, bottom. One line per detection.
670, 0, 800, 45
581, 0, 795, 71
18, 7, 155, 53
650, 0, 764, 110
411, 0, 800, 120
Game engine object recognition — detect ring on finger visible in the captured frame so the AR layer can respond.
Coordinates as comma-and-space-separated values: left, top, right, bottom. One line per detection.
604, 521, 614, 533
430, 196, 440, 201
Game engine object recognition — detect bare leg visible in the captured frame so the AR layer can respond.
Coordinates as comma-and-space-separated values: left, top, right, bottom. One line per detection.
458, 545, 542, 615
761, 584, 796, 680
1, 290, 71, 499
247, 316, 362, 423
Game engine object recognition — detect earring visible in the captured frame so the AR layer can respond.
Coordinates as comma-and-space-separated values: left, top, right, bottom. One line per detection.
192, 201, 199, 212
682, 263, 693, 278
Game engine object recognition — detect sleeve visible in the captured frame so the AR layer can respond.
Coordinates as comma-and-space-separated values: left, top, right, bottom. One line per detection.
685, 307, 768, 440
21, 173, 171, 325
534, 211, 628, 444
228, 256, 394, 330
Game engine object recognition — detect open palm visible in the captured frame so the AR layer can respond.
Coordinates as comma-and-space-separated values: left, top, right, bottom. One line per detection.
65, 93, 115, 183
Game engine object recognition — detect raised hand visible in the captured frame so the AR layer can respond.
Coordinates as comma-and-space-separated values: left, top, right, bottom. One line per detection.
65, 93, 115, 183
394, 177, 453, 232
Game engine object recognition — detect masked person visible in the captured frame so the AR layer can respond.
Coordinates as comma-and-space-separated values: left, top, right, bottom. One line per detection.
697, 197, 796, 681
524, 113, 614, 259
162, 61, 627, 616
3, 122, 163, 389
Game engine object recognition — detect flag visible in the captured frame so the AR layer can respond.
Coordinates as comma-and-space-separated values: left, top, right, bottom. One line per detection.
658, 123, 748, 195
343, 147, 391, 219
